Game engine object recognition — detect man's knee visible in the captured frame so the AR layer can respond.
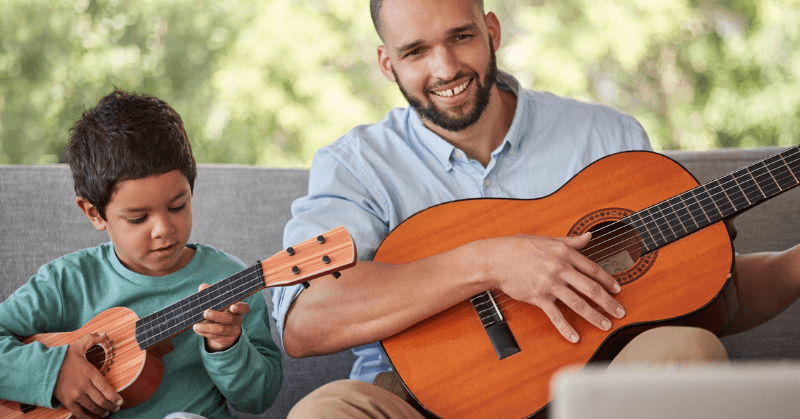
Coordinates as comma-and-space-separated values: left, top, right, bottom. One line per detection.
288, 379, 423, 419
611, 326, 729, 366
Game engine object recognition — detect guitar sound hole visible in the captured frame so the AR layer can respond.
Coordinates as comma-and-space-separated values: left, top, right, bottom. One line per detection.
585, 221, 641, 275
86, 343, 108, 372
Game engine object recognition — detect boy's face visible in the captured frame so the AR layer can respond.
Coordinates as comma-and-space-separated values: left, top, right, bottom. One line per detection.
77, 170, 194, 277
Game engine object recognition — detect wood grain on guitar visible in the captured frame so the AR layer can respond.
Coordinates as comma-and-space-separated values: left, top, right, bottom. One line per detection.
377, 148, 799, 419
0, 226, 356, 419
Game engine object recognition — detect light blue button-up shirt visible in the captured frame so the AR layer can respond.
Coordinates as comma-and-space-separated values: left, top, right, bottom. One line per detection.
272, 71, 652, 383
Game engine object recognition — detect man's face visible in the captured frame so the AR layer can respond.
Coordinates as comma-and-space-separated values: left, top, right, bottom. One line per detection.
378, 0, 500, 132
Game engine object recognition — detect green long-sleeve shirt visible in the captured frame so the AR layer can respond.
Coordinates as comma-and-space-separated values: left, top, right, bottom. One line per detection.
0, 243, 282, 418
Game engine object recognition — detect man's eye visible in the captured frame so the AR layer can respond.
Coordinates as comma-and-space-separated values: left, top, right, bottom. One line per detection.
406, 48, 422, 58
455, 34, 471, 41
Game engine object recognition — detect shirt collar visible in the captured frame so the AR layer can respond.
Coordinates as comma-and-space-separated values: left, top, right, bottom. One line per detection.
408, 70, 529, 170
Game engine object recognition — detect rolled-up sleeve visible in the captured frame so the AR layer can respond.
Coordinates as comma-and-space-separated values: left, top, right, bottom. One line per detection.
271, 144, 389, 346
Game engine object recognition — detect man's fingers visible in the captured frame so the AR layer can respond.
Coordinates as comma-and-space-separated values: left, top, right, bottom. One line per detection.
554, 285, 613, 332
562, 269, 625, 319
538, 303, 579, 343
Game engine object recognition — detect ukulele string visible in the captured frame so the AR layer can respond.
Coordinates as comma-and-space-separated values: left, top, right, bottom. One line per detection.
472, 149, 800, 321
79, 269, 265, 364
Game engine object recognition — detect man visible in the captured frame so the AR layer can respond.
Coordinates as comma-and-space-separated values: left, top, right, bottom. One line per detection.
272, 0, 800, 417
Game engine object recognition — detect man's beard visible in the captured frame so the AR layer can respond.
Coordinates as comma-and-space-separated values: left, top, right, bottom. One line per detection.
394, 41, 498, 132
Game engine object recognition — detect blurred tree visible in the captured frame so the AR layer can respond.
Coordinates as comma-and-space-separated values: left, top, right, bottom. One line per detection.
0, 0, 797, 165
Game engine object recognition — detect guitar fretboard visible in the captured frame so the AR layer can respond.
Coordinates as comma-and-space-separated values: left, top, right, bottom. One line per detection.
134, 263, 264, 350
625, 145, 800, 255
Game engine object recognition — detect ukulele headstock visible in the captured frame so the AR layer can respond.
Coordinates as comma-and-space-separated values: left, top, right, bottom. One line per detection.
260, 226, 357, 288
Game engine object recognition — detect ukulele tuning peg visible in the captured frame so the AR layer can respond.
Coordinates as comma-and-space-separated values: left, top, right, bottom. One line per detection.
332, 272, 341, 279
302, 282, 311, 289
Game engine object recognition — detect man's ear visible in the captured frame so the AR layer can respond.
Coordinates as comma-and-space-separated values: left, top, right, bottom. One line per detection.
75, 197, 107, 232
377, 45, 397, 82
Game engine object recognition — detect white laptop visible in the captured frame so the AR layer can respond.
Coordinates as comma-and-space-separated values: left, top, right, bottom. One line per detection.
550, 362, 800, 419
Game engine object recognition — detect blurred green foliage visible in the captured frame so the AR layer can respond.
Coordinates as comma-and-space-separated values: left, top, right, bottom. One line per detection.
0, 0, 798, 166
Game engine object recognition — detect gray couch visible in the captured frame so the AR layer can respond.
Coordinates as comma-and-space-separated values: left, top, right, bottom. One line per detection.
2, 147, 799, 418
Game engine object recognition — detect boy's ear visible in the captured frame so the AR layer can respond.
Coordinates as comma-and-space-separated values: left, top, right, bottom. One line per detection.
75, 197, 107, 232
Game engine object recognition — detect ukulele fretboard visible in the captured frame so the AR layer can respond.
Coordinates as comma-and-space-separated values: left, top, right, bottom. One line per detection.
134, 263, 264, 350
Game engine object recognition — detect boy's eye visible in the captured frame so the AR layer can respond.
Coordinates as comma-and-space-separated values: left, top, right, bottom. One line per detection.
169, 203, 186, 212
128, 216, 146, 224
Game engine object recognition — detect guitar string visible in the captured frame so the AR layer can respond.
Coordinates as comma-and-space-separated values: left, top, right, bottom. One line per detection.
472, 149, 800, 322
544, 147, 800, 273
577, 147, 800, 262
63, 150, 800, 356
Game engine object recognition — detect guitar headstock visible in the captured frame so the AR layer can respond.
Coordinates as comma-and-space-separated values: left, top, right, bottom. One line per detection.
260, 226, 357, 288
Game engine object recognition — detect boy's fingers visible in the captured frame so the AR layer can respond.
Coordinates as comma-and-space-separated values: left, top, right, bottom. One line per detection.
90, 373, 123, 411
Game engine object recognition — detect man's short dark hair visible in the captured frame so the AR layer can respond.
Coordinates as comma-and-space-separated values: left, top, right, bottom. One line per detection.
65, 89, 197, 220
370, 0, 485, 41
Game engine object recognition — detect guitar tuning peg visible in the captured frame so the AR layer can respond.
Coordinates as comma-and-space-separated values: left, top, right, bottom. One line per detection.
332, 272, 341, 279
302, 282, 311, 289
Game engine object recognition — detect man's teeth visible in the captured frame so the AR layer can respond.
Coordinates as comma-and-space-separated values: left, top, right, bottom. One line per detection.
433, 79, 470, 97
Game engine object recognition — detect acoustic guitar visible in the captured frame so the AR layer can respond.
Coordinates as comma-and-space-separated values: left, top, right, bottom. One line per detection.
375, 148, 799, 419
0, 226, 356, 419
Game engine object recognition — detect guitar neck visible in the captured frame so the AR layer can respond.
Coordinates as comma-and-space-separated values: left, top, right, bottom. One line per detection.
626, 145, 800, 255
133, 226, 356, 350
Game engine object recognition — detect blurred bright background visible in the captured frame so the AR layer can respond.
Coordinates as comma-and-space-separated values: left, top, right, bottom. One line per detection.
0, 0, 798, 166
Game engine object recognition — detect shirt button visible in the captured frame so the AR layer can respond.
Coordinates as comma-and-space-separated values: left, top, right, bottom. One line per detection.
508, 148, 516, 156
484, 178, 492, 187
453, 151, 462, 159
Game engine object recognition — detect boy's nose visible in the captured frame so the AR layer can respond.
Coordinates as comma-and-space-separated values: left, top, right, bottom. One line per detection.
151, 216, 176, 238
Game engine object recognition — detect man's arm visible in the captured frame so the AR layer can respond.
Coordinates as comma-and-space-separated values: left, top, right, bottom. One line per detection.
282, 232, 626, 357
723, 244, 800, 336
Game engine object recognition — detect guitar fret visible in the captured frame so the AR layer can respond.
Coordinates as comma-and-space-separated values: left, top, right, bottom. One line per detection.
627, 212, 656, 254
643, 208, 668, 248
659, 200, 686, 239
765, 154, 796, 191
720, 173, 749, 211
691, 187, 721, 224
667, 196, 693, 232
783, 147, 800, 181
749, 163, 779, 198
653, 202, 678, 242
733, 167, 765, 205
706, 179, 735, 218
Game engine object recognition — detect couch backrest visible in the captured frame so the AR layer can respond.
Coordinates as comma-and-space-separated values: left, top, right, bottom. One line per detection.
1, 147, 799, 417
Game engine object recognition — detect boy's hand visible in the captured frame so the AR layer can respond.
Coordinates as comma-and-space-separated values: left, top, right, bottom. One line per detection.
53, 332, 123, 419
193, 283, 250, 352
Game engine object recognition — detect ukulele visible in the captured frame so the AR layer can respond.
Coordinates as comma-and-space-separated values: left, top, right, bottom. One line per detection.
0, 226, 356, 419
375, 147, 799, 419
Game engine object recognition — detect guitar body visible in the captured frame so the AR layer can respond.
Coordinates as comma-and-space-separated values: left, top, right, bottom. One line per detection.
0, 307, 164, 419
377, 151, 738, 419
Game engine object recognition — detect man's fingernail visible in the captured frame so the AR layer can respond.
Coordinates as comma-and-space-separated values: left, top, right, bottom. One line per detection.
616, 307, 626, 318
612, 283, 621, 293
569, 334, 579, 343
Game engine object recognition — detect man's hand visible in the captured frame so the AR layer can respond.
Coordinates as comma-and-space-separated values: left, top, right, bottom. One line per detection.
53, 332, 123, 419
482, 232, 626, 343
193, 283, 249, 352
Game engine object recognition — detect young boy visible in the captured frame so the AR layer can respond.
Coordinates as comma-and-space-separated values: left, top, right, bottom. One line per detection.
0, 90, 282, 419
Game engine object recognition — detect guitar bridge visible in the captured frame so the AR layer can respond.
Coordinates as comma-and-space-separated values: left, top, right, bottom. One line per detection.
470, 291, 520, 360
